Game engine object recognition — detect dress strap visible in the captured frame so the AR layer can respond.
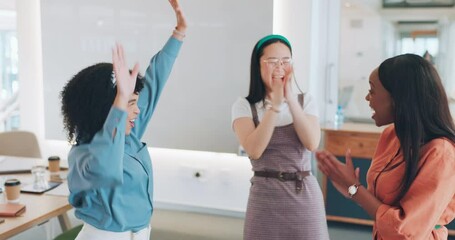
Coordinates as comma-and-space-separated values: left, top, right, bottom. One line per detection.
249, 101, 259, 127
298, 93, 304, 108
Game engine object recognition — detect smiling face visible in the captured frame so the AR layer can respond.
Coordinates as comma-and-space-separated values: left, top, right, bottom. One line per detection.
259, 42, 292, 91
365, 68, 394, 127
125, 94, 140, 135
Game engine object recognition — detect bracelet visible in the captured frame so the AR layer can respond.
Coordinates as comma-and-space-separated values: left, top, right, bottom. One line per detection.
173, 29, 186, 38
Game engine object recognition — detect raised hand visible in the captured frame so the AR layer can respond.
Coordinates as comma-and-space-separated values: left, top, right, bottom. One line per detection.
266, 69, 285, 109
283, 65, 294, 101
169, 0, 187, 33
112, 43, 140, 107
315, 149, 360, 197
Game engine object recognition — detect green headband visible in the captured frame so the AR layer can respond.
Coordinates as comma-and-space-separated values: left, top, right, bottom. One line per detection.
256, 34, 292, 51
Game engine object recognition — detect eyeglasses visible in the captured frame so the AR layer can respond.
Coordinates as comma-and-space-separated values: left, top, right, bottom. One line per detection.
262, 57, 293, 68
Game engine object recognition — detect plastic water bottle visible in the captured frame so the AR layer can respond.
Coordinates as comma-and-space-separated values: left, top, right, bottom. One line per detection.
334, 105, 344, 128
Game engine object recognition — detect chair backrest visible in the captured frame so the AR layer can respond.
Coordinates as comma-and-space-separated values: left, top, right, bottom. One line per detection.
0, 131, 42, 158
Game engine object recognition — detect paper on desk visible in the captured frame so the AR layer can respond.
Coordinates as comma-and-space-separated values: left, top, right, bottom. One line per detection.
45, 182, 69, 196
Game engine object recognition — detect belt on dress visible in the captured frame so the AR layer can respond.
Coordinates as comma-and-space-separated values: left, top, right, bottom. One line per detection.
254, 170, 311, 193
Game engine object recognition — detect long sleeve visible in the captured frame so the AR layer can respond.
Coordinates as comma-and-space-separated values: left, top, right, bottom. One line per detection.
67, 107, 127, 191
374, 139, 455, 239
133, 37, 182, 139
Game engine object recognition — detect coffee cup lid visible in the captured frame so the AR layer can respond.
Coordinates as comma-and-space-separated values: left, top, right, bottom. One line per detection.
4, 179, 21, 186
48, 156, 60, 161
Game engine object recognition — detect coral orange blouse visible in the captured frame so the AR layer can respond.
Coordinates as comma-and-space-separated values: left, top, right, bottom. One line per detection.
367, 125, 455, 240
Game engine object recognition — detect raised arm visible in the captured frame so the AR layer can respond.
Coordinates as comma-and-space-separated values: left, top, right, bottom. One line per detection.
169, 0, 187, 41
68, 108, 127, 191
284, 69, 320, 151
132, 0, 186, 139
233, 74, 284, 160
316, 149, 381, 217
233, 108, 279, 160
68, 44, 138, 191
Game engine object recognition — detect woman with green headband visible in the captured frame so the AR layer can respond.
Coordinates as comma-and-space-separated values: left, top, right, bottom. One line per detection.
231, 35, 329, 239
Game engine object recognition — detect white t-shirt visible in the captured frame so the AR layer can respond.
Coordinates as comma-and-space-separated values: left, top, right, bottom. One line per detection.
231, 93, 319, 128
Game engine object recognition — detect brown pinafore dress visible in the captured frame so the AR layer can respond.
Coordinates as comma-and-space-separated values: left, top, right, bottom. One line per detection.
243, 95, 330, 240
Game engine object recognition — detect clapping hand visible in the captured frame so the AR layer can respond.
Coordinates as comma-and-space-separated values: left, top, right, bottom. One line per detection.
315, 149, 360, 198
283, 65, 294, 101
267, 69, 285, 109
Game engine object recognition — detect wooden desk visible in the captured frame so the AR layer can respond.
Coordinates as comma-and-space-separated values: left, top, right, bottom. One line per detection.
0, 172, 72, 239
0, 193, 72, 239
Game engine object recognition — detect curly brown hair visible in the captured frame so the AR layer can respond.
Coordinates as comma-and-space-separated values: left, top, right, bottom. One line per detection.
60, 62, 144, 145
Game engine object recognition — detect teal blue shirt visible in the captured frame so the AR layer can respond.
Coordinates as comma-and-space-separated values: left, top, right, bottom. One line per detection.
67, 37, 182, 232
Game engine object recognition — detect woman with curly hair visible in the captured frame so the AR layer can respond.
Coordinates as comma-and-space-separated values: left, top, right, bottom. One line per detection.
60, 0, 186, 239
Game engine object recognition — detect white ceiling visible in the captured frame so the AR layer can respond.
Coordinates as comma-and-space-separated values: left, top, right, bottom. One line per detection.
343, 0, 455, 22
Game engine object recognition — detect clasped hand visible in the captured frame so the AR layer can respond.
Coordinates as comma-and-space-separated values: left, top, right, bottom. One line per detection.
267, 66, 294, 107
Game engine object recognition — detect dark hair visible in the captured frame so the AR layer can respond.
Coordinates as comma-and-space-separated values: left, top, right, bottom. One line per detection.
246, 36, 292, 104
378, 53, 455, 203
60, 62, 144, 145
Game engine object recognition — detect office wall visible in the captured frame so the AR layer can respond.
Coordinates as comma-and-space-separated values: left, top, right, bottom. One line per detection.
339, 6, 384, 120
16, 0, 45, 139
22, 0, 330, 217
41, 0, 273, 153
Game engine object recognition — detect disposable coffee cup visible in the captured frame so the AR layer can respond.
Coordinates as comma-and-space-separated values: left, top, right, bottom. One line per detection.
4, 179, 21, 203
48, 156, 60, 175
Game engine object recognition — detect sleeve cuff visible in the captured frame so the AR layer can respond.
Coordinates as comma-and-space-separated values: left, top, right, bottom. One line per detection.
104, 107, 127, 134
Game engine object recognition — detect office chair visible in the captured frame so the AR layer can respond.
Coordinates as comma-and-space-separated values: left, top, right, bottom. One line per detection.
0, 130, 42, 158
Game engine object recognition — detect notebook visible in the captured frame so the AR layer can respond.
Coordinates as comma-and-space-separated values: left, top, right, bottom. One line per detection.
0, 155, 40, 174
0, 203, 26, 217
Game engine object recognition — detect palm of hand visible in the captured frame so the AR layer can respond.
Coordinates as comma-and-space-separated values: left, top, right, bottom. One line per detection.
316, 150, 359, 198
169, 0, 187, 30
283, 68, 293, 100
115, 66, 136, 97
112, 44, 139, 97
270, 78, 284, 105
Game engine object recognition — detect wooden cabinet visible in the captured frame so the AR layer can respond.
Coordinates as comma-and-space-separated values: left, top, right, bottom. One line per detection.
322, 123, 381, 226
321, 123, 454, 236
324, 130, 380, 159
